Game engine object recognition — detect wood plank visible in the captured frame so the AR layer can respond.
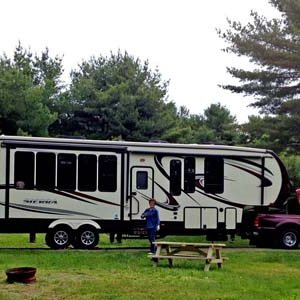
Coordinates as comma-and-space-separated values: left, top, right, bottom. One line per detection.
154, 241, 226, 247
149, 255, 222, 260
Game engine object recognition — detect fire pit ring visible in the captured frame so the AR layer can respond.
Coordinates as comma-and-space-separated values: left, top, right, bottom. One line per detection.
5, 267, 37, 284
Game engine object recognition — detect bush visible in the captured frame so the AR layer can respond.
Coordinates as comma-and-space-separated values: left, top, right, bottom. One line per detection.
280, 153, 300, 189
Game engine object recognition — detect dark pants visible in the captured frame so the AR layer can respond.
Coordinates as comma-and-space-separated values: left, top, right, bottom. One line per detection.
147, 228, 157, 253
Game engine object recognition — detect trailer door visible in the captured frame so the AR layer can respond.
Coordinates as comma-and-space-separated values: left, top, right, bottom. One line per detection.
130, 167, 154, 220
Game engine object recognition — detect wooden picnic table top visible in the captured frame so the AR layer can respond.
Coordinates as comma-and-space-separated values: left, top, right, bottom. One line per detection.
154, 241, 226, 247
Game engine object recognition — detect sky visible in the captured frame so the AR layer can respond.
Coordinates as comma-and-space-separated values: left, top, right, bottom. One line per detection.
0, 0, 281, 123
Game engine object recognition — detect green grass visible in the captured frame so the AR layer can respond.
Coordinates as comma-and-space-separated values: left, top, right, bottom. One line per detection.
0, 234, 299, 299
0, 233, 249, 249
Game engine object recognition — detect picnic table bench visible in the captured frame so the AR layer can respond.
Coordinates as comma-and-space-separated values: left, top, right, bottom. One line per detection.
149, 241, 226, 271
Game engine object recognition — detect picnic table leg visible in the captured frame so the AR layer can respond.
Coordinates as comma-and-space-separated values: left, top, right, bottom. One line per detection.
168, 258, 173, 267
204, 247, 213, 271
165, 245, 173, 267
152, 245, 162, 267
216, 248, 223, 269
204, 260, 211, 271
152, 259, 159, 267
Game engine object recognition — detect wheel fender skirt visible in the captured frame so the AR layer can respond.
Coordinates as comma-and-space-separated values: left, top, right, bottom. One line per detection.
48, 219, 101, 230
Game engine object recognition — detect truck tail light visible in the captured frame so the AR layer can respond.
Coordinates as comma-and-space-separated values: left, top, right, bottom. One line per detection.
254, 216, 260, 227
296, 188, 300, 205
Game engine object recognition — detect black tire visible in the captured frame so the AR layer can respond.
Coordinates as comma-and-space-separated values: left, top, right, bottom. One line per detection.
278, 228, 299, 249
74, 226, 99, 249
45, 226, 73, 249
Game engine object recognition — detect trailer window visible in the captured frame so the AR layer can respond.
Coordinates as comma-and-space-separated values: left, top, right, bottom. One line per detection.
184, 157, 195, 193
204, 156, 224, 194
36, 152, 56, 189
136, 171, 148, 189
99, 155, 117, 192
57, 153, 77, 190
14, 151, 34, 189
78, 154, 97, 191
170, 159, 181, 196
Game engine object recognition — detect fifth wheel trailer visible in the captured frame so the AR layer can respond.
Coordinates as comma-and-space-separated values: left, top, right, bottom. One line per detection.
0, 136, 291, 248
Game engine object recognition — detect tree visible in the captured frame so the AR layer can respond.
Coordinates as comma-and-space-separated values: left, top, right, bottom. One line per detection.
239, 115, 279, 149
218, 0, 300, 149
164, 104, 240, 145
219, 0, 300, 114
280, 152, 300, 189
203, 103, 240, 144
163, 106, 215, 144
0, 43, 64, 136
54, 50, 177, 141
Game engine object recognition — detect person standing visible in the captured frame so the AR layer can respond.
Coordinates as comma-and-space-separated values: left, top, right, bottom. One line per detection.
141, 198, 160, 254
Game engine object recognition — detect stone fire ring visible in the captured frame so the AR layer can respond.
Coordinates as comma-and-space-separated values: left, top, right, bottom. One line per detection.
5, 267, 37, 284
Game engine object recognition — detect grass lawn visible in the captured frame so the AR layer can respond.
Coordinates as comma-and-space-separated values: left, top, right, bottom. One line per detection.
0, 234, 299, 300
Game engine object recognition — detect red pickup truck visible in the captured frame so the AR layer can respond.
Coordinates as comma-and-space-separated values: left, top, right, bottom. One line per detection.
253, 213, 300, 249
251, 189, 300, 249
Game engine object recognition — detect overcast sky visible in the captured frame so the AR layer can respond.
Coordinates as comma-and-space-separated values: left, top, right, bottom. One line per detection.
0, 0, 281, 123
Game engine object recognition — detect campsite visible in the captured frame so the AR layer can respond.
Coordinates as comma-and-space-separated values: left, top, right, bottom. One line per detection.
1, 1, 300, 299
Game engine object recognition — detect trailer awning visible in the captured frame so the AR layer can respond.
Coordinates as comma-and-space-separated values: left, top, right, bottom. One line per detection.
1, 139, 128, 153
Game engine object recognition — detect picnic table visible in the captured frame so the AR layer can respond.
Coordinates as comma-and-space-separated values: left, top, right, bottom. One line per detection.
149, 241, 226, 271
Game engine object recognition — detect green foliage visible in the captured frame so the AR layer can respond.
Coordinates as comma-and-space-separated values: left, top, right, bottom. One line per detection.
280, 152, 300, 188
203, 103, 241, 145
219, 0, 300, 150
241, 116, 278, 149
0, 44, 243, 145
218, 0, 300, 114
0, 43, 64, 136
163, 107, 211, 144
240, 113, 300, 153
165, 104, 241, 145
51, 50, 177, 141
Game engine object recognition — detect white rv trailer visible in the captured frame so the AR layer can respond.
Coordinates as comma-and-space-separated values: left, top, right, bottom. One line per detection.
0, 136, 291, 249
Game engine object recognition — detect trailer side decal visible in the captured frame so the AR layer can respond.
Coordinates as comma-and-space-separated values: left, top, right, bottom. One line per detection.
226, 163, 272, 187
0, 202, 99, 218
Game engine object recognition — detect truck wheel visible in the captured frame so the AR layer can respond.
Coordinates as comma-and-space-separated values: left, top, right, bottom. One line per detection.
74, 226, 99, 249
45, 226, 73, 249
278, 228, 299, 249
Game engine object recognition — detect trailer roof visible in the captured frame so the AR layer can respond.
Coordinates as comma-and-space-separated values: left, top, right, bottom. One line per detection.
0, 135, 271, 156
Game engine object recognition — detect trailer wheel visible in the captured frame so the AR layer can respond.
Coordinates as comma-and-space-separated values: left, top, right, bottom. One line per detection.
74, 226, 99, 249
278, 228, 299, 249
45, 226, 73, 249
